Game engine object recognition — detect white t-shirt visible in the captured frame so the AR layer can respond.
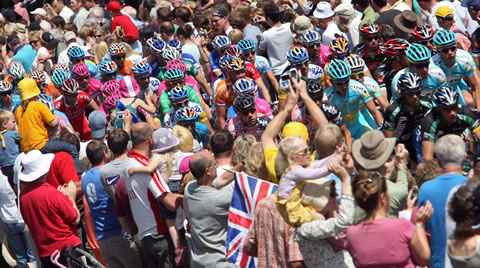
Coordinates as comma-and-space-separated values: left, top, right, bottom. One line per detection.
258, 23, 294, 76
0, 172, 22, 224
32, 46, 52, 70
59, 6, 75, 23
348, 15, 361, 47
322, 23, 349, 46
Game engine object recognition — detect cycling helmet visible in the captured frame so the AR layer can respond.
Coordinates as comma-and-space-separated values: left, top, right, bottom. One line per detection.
61, 78, 79, 94
146, 36, 160, 48
300, 30, 321, 46
329, 37, 350, 57
233, 94, 256, 112
212, 35, 231, 51
397, 72, 422, 94
380, 38, 410, 58
327, 59, 351, 80
72, 63, 89, 77
37, 94, 54, 111
8, 61, 25, 80
175, 106, 199, 121
433, 29, 457, 48
225, 46, 241, 58
104, 94, 119, 108
162, 47, 182, 62
413, 24, 434, 41
166, 59, 187, 73
218, 56, 230, 71
432, 86, 459, 106
164, 68, 185, 81
345, 55, 365, 73
233, 78, 257, 96
0, 81, 13, 93
406, 43, 431, 64
150, 39, 167, 56
237, 39, 256, 53
306, 79, 324, 96
68, 46, 85, 59
98, 60, 118, 75
167, 39, 183, 52
52, 70, 70, 87
132, 61, 152, 76
168, 86, 189, 102
359, 23, 380, 35
101, 80, 121, 98
287, 46, 309, 65
30, 70, 47, 85
108, 42, 126, 56
85, 61, 99, 79
224, 56, 245, 72
53, 63, 69, 74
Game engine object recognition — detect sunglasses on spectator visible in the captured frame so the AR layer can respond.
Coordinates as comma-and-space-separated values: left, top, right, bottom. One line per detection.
437, 15, 454, 21
94, 34, 103, 38
30, 40, 40, 46
364, 35, 380, 41
294, 147, 312, 156
440, 46, 456, 53
439, 104, 458, 112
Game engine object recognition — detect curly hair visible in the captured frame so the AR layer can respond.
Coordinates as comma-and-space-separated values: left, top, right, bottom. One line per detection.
246, 142, 269, 181
415, 159, 443, 187
449, 179, 480, 238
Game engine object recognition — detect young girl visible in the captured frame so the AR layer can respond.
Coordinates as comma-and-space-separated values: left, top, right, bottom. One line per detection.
127, 128, 187, 265
276, 136, 342, 227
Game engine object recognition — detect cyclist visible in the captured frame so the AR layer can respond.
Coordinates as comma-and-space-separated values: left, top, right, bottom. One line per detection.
328, 37, 351, 61
71, 63, 103, 104
324, 59, 383, 139
431, 29, 480, 110
67, 46, 86, 66
226, 78, 273, 121
158, 68, 202, 115
237, 39, 279, 101
98, 59, 123, 83
145, 39, 167, 78
278, 46, 325, 110
51, 69, 70, 96
0, 81, 20, 112
174, 106, 210, 149
300, 30, 331, 68
345, 55, 388, 111
6, 61, 25, 92
377, 38, 410, 99
37, 93, 75, 134
291, 79, 353, 151
107, 43, 134, 76
226, 94, 271, 141
158, 59, 200, 95
131, 61, 162, 96
54, 78, 100, 140
421, 86, 480, 160
383, 72, 433, 163
391, 43, 447, 100
30, 70, 61, 100
99, 80, 121, 122
209, 35, 231, 79
352, 23, 385, 74
410, 24, 435, 54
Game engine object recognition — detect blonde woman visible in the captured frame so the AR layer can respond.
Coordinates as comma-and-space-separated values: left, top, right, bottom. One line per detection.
232, 134, 256, 165
172, 125, 194, 153
245, 142, 269, 181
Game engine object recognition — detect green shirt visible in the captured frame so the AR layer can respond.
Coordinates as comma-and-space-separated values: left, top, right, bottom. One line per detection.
159, 85, 201, 115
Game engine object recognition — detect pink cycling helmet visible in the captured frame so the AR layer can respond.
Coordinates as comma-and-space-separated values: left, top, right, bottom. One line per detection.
102, 80, 121, 99
72, 63, 89, 77
104, 94, 119, 108
119, 76, 140, 98
166, 59, 187, 73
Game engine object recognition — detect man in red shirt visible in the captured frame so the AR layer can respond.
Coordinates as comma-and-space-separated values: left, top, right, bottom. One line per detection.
105, 1, 139, 43
19, 150, 81, 268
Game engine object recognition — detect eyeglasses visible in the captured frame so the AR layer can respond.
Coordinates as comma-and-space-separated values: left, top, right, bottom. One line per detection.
351, 72, 365, 79
0, 91, 12, 97
292, 61, 309, 68
29, 40, 39, 46
239, 108, 256, 115
71, 58, 85, 64
94, 34, 103, 38
440, 46, 456, 53
138, 75, 150, 80
419, 39, 433, 45
64, 93, 78, 98
404, 91, 421, 96
364, 35, 380, 41
75, 75, 89, 81
173, 99, 189, 106
294, 147, 312, 156
412, 62, 429, 69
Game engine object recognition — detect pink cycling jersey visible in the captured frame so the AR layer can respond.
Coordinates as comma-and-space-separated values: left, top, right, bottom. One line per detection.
255, 97, 273, 118
82, 78, 103, 104
157, 75, 201, 97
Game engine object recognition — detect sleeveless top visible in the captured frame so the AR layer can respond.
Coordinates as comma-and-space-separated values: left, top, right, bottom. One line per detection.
448, 237, 480, 268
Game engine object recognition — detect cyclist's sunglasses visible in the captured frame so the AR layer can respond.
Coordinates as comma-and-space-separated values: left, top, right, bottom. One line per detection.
333, 79, 349, 86
412, 62, 429, 69
239, 108, 256, 115
364, 35, 380, 41
439, 46, 456, 53
242, 51, 255, 57
439, 104, 458, 112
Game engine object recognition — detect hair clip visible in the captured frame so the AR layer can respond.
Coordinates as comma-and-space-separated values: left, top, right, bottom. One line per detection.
355, 178, 372, 185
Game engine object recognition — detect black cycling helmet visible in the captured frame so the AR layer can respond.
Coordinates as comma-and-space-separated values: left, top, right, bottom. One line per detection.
233, 94, 256, 112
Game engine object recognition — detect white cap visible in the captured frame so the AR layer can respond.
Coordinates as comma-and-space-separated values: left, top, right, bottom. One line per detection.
314, 2, 335, 19
30, 8, 47, 17
64, 31, 77, 43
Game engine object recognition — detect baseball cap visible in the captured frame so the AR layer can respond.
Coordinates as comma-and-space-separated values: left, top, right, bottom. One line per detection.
213, 7, 229, 17
105, 1, 122, 12
28, 22, 41, 31
64, 31, 77, 43
41, 32, 59, 47
462, 0, 480, 10
88, 110, 107, 139
436, 6, 454, 18
152, 128, 179, 153
30, 8, 47, 17
282, 122, 309, 141
313, 2, 334, 19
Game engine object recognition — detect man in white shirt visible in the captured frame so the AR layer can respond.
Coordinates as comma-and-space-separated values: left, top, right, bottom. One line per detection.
314, 2, 349, 45
70, 0, 89, 30
50, 0, 74, 23
212, 7, 233, 36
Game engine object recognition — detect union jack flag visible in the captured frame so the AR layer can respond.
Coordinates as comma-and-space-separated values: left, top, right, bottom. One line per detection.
226, 172, 278, 267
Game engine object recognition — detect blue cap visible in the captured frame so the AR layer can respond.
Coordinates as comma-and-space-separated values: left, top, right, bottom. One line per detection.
461, 0, 480, 10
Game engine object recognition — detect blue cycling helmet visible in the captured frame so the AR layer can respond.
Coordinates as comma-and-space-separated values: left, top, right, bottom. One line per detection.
433, 86, 459, 107
237, 39, 256, 53
233, 78, 257, 96
328, 59, 351, 80
406, 43, 431, 64
164, 68, 185, 81
167, 39, 183, 52
168, 86, 189, 102
132, 61, 152, 76
98, 59, 118, 75
433, 29, 457, 48
37, 94, 54, 111
301, 30, 321, 46
287, 46, 309, 65
150, 39, 166, 56
397, 72, 422, 94
175, 107, 199, 121
85, 61, 100, 79
219, 56, 230, 71
52, 70, 70, 87
212, 35, 231, 51
68, 46, 85, 59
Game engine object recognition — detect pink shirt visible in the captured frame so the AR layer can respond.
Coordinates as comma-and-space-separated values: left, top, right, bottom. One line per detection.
345, 217, 416, 268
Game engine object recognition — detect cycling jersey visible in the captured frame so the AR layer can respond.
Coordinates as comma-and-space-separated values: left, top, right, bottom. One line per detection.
226, 114, 271, 141
54, 91, 94, 140
226, 97, 273, 121
214, 79, 236, 109
391, 66, 447, 101
159, 85, 201, 115
324, 79, 375, 139
81, 78, 103, 104
117, 59, 134, 76
352, 44, 386, 73
144, 55, 163, 78
208, 50, 222, 81
163, 102, 207, 128
253, 55, 272, 75
278, 63, 325, 100
157, 76, 200, 97
44, 83, 62, 100
182, 53, 201, 70
421, 105, 480, 142
54, 110, 72, 132
383, 97, 432, 143
174, 121, 210, 146
291, 100, 344, 139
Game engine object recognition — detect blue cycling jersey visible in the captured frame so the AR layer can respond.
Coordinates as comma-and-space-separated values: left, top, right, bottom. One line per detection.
391, 65, 447, 101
